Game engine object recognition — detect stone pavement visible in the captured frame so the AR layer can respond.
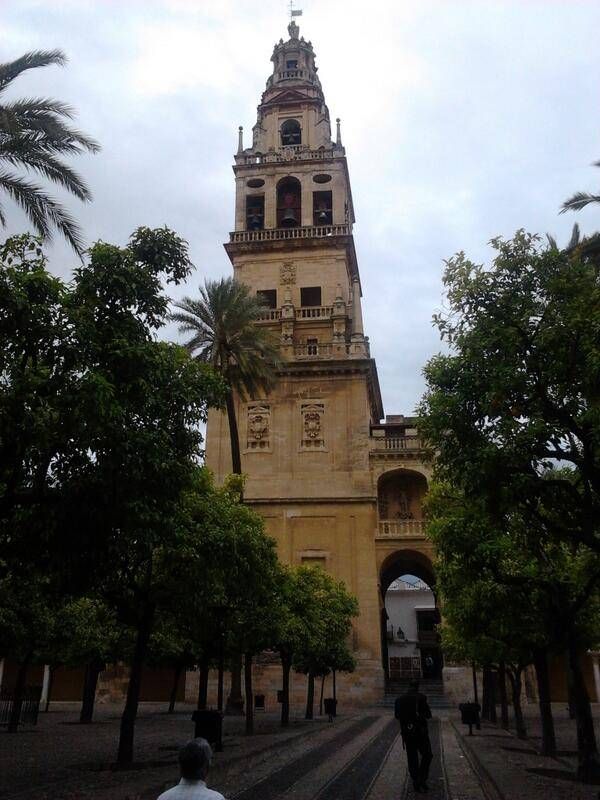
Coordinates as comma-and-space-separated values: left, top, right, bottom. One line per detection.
1, 702, 599, 799
450, 703, 600, 800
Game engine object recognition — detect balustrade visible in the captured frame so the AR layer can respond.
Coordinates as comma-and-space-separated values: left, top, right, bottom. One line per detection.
236, 148, 338, 166
230, 224, 350, 244
370, 435, 422, 452
376, 519, 425, 539
256, 309, 281, 322
296, 305, 333, 320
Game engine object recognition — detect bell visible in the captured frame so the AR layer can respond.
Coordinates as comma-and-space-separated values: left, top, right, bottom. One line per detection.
318, 210, 328, 222
281, 207, 298, 226
249, 214, 262, 230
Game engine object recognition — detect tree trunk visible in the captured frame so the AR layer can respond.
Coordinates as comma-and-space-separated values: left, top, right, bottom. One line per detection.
244, 652, 253, 735
567, 633, 600, 781
226, 653, 244, 715
117, 601, 155, 765
332, 669, 337, 703
481, 664, 491, 719
507, 666, 527, 740
482, 664, 495, 722
7, 653, 32, 733
489, 668, 497, 723
319, 673, 326, 716
305, 672, 315, 720
225, 391, 242, 477
281, 652, 291, 726
533, 647, 556, 757
472, 662, 479, 705
168, 663, 183, 714
44, 665, 55, 713
80, 658, 104, 723
499, 661, 509, 730
197, 654, 209, 711
217, 645, 224, 713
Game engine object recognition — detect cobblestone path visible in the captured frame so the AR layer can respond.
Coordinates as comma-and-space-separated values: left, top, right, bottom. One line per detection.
232, 716, 447, 800
232, 715, 379, 800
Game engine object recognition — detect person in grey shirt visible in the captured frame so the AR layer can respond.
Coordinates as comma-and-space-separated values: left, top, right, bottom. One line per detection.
157, 738, 227, 800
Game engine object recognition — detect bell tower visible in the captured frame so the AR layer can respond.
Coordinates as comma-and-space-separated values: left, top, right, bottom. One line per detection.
206, 21, 389, 705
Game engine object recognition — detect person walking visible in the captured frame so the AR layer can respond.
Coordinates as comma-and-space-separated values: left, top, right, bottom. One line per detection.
395, 679, 433, 793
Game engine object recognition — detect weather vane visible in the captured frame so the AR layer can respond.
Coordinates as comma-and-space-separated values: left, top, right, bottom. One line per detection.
289, 0, 303, 21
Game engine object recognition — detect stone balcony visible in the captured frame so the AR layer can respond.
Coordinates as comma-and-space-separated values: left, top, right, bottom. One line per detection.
229, 224, 351, 244
235, 146, 341, 166
256, 306, 335, 323
376, 519, 426, 540
369, 435, 423, 452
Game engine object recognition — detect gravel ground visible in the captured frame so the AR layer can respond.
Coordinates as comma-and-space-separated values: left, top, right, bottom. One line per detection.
3, 701, 597, 800
452, 703, 600, 800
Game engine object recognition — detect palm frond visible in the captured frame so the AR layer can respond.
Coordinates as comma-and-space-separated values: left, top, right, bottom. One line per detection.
169, 277, 281, 399
0, 50, 66, 93
0, 147, 91, 201
561, 192, 600, 214
0, 170, 85, 254
567, 222, 581, 250
4, 97, 76, 120
546, 233, 558, 250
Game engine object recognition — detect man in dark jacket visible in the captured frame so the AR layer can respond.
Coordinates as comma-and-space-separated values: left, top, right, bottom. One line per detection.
394, 679, 433, 793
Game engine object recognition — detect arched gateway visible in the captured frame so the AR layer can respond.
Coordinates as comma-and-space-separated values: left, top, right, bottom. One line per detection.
204, 21, 439, 708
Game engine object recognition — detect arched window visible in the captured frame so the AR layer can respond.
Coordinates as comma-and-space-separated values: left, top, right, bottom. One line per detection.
277, 177, 301, 227
281, 119, 301, 146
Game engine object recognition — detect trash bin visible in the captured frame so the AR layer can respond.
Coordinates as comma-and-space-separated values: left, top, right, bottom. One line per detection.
459, 702, 481, 735
192, 709, 223, 751
323, 697, 337, 721
254, 694, 265, 711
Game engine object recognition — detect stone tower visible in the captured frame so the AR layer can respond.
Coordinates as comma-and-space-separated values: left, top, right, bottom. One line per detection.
206, 21, 435, 705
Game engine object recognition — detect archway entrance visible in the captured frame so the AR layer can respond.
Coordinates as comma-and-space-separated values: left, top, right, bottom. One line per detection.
379, 550, 442, 685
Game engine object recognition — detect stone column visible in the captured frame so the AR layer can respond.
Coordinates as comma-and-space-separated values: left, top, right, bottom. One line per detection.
350, 278, 367, 357
280, 287, 295, 359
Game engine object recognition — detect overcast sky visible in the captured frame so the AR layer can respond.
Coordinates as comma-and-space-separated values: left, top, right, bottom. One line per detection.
4, 0, 600, 417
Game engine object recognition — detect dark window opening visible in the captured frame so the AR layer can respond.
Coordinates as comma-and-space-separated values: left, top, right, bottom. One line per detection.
281, 119, 301, 146
300, 286, 322, 307
286, 59, 298, 69
306, 337, 318, 355
257, 289, 277, 309
246, 195, 264, 230
313, 190, 332, 225
277, 177, 301, 227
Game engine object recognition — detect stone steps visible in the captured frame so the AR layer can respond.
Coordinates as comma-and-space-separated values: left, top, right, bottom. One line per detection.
381, 679, 453, 710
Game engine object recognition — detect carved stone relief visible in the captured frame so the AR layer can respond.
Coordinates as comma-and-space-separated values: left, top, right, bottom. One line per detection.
300, 402, 325, 450
246, 404, 271, 450
280, 261, 296, 285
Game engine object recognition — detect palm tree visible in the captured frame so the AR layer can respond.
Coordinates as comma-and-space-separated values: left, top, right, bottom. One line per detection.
170, 277, 280, 475
562, 161, 600, 214
0, 49, 100, 254
171, 277, 280, 715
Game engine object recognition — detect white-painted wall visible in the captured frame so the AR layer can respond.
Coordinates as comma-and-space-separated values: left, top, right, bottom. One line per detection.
385, 579, 435, 661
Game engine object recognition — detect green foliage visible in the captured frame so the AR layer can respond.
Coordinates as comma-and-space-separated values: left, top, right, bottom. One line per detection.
420, 230, 600, 670
281, 565, 358, 668
170, 276, 281, 400
420, 230, 600, 555
0, 50, 100, 253
0, 228, 226, 667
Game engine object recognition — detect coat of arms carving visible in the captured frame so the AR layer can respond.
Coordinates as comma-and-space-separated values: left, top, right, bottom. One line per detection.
300, 403, 325, 449
280, 262, 296, 285
246, 404, 270, 450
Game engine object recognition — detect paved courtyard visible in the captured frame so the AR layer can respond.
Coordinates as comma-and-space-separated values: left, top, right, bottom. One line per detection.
1, 702, 599, 799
